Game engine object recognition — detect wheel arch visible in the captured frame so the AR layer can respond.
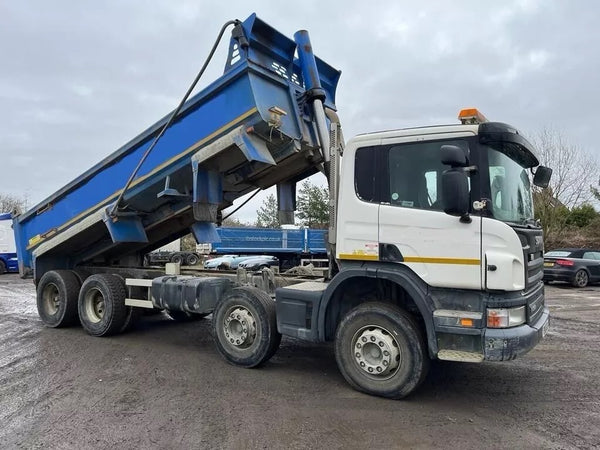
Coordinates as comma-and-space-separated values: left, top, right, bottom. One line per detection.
577, 266, 591, 275
317, 264, 437, 357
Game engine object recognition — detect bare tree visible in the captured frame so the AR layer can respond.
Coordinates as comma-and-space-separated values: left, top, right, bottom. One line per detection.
0, 193, 28, 215
221, 216, 250, 227
532, 128, 598, 208
531, 128, 598, 247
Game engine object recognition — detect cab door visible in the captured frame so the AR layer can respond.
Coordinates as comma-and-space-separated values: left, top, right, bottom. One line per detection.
377, 135, 482, 290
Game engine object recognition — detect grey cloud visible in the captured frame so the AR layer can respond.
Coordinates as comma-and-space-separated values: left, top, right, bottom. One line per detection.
0, 0, 597, 218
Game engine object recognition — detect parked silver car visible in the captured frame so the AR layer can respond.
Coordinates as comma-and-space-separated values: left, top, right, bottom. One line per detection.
238, 256, 279, 271
203, 255, 266, 270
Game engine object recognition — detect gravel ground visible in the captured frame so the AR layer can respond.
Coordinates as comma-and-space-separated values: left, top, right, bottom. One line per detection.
1, 273, 599, 449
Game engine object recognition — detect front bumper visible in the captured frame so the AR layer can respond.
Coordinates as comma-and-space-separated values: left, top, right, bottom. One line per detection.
484, 307, 549, 361
432, 282, 548, 362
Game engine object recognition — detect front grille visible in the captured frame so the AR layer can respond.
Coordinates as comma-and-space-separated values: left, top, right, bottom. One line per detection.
514, 228, 544, 290
513, 227, 545, 324
527, 285, 545, 324
526, 253, 544, 286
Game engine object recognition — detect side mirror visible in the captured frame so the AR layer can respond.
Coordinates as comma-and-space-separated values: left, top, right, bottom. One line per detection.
533, 166, 552, 188
441, 145, 467, 167
442, 169, 471, 222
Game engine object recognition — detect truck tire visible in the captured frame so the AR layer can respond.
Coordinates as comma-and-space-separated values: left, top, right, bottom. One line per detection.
120, 305, 142, 333
186, 254, 199, 266
0, 260, 6, 274
36, 270, 81, 328
108, 273, 141, 333
78, 274, 128, 337
171, 254, 183, 265
212, 286, 281, 368
334, 302, 429, 399
72, 268, 91, 285
167, 310, 208, 321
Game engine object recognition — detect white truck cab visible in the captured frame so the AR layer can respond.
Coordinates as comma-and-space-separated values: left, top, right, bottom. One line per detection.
276, 109, 551, 398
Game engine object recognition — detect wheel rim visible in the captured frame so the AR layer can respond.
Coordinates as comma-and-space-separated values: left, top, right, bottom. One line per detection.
223, 306, 257, 349
42, 282, 60, 316
576, 271, 588, 286
83, 287, 105, 323
352, 325, 401, 380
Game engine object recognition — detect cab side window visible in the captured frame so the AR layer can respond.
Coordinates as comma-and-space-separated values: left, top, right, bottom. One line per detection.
387, 140, 469, 211
355, 147, 378, 202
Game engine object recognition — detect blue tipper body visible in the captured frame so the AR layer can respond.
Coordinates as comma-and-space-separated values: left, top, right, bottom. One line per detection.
12, 14, 340, 281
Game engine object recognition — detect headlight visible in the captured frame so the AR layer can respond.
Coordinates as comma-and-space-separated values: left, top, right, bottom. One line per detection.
487, 306, 526, 328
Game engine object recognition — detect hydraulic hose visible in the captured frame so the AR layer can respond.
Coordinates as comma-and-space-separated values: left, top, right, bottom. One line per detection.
220, 188, 261, 222
109, 19, 243, 218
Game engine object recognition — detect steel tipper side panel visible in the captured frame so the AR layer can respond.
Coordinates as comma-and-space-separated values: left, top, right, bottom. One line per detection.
211, 227, 326, 255
213, 227, 305, 254
14, 14, 340, 280
306, 228, 326, 254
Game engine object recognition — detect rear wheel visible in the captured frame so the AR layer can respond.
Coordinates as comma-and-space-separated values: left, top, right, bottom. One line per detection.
212, 286, 281, 367
36, 270, 81, 327
72, 268, 91, 286
335, 302, 429, 399
78, 274, 127, 336
0, 260, 6, 274
573, 269, 589, 287
171, 254, 183, 265
186, 254, 199, 266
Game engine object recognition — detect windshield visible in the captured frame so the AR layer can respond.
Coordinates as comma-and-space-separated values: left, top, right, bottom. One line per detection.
486, 146, 534, 224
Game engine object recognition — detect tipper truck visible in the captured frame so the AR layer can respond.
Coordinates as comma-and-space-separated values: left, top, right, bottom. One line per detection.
14, 14, 552, 399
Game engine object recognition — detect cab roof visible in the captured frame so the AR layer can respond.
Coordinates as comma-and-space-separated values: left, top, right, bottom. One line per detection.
352, 124, 479, 143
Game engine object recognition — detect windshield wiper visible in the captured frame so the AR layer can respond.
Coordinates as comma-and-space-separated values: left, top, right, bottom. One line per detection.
519, 217, 539, 227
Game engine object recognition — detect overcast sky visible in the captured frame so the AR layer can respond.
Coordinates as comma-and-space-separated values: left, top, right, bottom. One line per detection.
1, 0, 598, 223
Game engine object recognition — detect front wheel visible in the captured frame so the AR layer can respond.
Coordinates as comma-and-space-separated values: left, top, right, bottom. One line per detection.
335, 302, 430, 399
212, 286, 281, 368
572, 269, 589, 287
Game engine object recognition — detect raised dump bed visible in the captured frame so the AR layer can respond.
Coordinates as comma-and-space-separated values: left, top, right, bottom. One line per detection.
14, 14, 339, 281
